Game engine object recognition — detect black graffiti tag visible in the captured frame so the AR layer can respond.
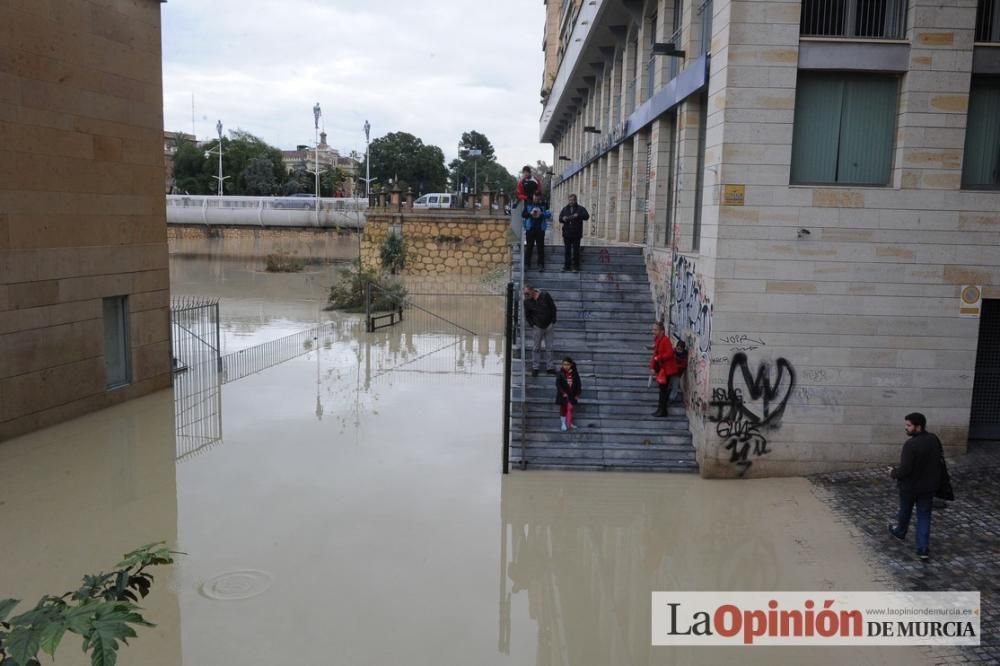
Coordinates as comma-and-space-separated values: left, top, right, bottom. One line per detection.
708, 354, 795, 477
727, 353, 795, 427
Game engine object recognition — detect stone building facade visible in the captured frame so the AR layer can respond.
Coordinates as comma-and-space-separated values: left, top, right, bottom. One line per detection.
542, 0, 1000, 476
362, 212, 511, 276
1, 0, 172, 441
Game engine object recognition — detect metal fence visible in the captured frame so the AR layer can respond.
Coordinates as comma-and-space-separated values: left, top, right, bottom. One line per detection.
800, 0, 907, 39
170, 298, 223, 461
221, 323, 344, 383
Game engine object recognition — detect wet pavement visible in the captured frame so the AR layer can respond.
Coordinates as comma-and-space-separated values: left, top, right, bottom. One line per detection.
812, 444, 1000, 664
0, 254, 957, 665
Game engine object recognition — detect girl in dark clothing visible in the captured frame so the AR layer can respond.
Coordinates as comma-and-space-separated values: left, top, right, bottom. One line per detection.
555, 356, 582, 432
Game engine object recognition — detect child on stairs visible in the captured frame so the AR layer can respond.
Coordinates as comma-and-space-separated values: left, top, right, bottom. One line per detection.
555, 357, 582, 432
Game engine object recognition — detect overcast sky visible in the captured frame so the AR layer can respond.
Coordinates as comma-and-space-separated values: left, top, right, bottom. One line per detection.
162, 0, 551, 174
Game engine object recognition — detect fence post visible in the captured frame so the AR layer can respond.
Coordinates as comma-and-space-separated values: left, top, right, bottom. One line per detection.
365, 281, 372, 332
502, 281, 514, 474
214, 302, 222, 372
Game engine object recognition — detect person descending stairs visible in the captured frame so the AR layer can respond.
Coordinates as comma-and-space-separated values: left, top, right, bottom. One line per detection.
509, 242, 698, 472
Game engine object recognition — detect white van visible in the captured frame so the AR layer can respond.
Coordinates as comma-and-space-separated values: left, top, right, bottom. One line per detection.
413, 193, 455, 209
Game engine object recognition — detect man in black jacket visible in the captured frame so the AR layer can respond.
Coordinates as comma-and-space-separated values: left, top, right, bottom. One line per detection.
558, 194, 590, 272
888, 412, 943, 560
523, 286, 557, 377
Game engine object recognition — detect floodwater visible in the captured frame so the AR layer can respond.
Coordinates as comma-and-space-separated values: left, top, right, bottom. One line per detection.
0, 253, 929, 665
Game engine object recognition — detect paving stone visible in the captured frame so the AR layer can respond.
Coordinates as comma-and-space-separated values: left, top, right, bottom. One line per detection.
811, 444, 1000, 662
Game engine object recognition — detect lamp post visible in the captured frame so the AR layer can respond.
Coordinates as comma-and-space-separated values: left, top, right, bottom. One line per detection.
306, 103, 327, 223
364, 120, 371, 199
206, 120, 229, 196
460, 144, 483, 193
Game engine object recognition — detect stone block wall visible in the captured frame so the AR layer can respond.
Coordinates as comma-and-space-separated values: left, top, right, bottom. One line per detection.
168, 224, 360, 262
0, 0, 171, 442
361, 212, 511, 276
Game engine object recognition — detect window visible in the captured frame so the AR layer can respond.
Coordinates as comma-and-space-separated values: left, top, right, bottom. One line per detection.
647, 13, 658, 101
693, 93, 708, 252
790, 73, 898, 185
800, 0, 907, 39
962, 78, 1000, 189
103, 296, 131, 389
976, 0, 999, 42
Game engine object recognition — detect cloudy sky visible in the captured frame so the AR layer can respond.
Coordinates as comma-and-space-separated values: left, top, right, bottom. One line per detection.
162, 0, 551, 173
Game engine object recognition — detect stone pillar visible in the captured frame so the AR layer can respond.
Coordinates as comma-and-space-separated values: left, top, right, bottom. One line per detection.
480, 185, 492, 212
376, 187, 386, 209
465, 191, 477, 210
497, 190, 508, 213
405, 187, 414, 209
390, 184, 402, 210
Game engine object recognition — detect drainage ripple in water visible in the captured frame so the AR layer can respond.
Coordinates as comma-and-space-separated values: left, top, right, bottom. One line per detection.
199, 570, 273, 601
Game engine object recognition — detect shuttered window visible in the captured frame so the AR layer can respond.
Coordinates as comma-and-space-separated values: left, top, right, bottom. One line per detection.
790, 73, 898, 185
962, 78, 1000, 189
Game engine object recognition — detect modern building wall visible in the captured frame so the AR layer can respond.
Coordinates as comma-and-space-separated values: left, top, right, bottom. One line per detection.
542, 0, 1000, 477
0, 0, 172, 442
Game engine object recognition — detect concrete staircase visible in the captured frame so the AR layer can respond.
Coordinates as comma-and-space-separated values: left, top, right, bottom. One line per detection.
509, 244, 698, 472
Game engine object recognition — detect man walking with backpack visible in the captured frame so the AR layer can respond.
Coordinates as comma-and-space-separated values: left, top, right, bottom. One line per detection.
558, 194, 590, 272
888, 412, 945, 561
523, 286, 557, 377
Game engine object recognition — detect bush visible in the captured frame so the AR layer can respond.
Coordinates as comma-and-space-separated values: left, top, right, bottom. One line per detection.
379, 233, 406, 274
265, 252, 305, 273
0, 543, 177, 666
325, 261, 408, 312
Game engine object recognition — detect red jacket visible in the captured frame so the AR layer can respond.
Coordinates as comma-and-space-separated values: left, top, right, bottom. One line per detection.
650, 334, 678, 385
516, 176, 542, 202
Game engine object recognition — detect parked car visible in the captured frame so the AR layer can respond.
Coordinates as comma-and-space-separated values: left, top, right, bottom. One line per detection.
413, 193, 455, 209
273, 193, 316, 209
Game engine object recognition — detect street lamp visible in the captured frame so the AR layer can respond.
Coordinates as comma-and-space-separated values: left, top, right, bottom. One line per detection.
205, 120, 229, 197
363, 120, 371, 200
459, 144, 483, 193
307, 103, 326, 221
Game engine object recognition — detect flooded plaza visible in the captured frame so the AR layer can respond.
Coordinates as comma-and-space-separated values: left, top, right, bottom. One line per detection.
0, 253, 931, 665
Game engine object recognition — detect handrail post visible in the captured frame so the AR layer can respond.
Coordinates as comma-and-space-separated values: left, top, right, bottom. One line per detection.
502, 281, 514, 474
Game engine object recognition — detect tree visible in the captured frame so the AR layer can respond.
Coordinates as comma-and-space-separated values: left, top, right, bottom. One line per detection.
361, 132, 448, 194
171, 138, 210, 194
447, 130, 516, 195
171, 129, 287, 196
242, 157, 278, 195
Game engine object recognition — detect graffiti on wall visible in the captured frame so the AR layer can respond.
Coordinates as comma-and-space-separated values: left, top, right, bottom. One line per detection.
669, 255, 713, 355
708, 353, 796, 477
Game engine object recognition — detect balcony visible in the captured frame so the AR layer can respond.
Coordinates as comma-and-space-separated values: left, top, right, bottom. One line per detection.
800, 0, 907, 40
977, 0, 1000, 41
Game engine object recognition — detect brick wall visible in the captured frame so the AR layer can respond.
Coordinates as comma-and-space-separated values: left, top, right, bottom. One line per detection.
0, 0, 171, 441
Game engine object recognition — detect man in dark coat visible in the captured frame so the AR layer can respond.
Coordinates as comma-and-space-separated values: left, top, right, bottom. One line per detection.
888, 412, 943, 560
523, 286, 557, 377
558, 194, 590, 272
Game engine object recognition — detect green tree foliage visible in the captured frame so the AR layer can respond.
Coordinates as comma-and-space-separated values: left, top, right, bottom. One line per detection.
171, 130, 287, 196
0, 543, 177, 666
379, 232, 407, 274
448, 130, 516, 195
361, 132, 448, 194
242, 157, 278, 196
326, 261, 407, 312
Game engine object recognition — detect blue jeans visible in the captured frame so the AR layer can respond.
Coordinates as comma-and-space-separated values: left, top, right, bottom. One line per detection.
893, 489, 933, 552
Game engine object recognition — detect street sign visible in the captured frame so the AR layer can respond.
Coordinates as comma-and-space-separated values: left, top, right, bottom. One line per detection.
960, 285, 982, 318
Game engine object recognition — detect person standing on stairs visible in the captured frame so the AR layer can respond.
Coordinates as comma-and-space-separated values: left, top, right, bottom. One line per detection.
555, 357, 582, 432
650, 321, 678, 417
523, 286, 557, 377
516, 165, 542, 204
668, 340, 689, 403
558, 194, 590, 272
522, 192, 551, 271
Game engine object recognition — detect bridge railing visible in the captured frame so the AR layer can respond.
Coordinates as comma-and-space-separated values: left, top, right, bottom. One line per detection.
166, 195, 368, 228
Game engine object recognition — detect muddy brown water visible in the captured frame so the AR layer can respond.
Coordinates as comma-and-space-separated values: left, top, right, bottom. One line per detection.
0, 254, 927, 665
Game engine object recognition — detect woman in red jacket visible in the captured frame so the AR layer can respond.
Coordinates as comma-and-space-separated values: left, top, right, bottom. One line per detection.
650, 322, 678, 417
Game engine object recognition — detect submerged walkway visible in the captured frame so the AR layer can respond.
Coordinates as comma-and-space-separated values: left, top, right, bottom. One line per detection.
510, 244, 697, 471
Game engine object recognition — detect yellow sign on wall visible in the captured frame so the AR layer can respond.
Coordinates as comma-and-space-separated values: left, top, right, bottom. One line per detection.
960, 285, 982, 318
722, 184, 745, 206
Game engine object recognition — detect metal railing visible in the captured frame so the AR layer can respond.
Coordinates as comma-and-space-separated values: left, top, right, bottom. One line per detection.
221, 323, 338, 383
166, 194, 367, 229
977, 0, 1000, 41
800, 0, 907, 39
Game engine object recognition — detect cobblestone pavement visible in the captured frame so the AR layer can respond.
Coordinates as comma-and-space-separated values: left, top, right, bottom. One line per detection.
811, 443, 1000, 665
